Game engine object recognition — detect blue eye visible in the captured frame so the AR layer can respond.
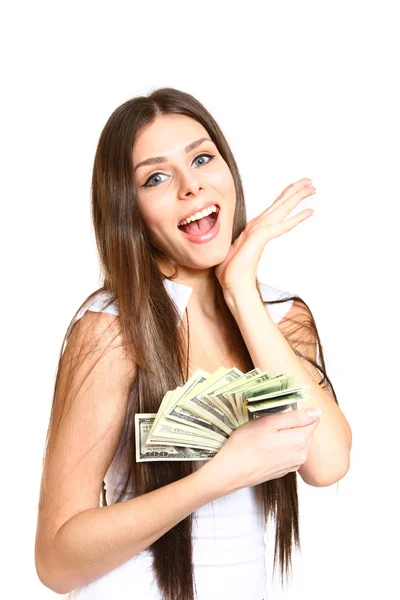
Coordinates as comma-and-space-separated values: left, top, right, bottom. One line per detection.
141, 153, 215, 188
142, 173, 168, 188
193, 153, 214, 167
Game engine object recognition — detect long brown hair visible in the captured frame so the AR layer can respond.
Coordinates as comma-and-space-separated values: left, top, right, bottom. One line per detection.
47, 87, 339, 599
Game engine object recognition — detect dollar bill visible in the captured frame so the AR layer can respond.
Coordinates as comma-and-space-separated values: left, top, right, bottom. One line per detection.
198, 368, 263, 425
246, 391, 310, 419
146, 370, 210, 440
247, 402, 299, 419
135, 414, 217, 462
135, 368, 310, 461
176, 367, 244, 434
166, 367, 239, 435
148, 416, 226, 448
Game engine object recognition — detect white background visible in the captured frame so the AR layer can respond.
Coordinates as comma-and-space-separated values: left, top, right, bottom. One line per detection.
2, 1, 399, 598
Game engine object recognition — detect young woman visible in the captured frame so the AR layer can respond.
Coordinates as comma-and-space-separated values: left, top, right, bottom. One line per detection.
35, 87, 352, 600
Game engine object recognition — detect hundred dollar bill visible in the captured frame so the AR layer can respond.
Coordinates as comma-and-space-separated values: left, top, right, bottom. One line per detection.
135, 414, 217, 462
247, 401, 299, 419
199, 367, 262, 425
246, 391, 310, 420
141, 371, 228, 449
155, 370, 230, 438
209, 369, 281, 424
241, 373, 294, 400
176, 367, 244, 434
197, 371, 254, 426
145, 368, 241, 448
233, 370, 282, 421
148, 416, 226, 448
234, 373, 295, 422
146, 370, 210, 443
166, 367, 235, 434
246, 384, 307, 403
135, 368, 310, 461
209, 367, 265, 396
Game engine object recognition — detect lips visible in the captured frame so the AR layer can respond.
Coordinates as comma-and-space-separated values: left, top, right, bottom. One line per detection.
177, 203, 220, 227
177, 204, 221, 244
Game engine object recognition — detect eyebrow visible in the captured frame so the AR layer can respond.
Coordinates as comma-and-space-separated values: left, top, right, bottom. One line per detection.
133, 137, 213, 173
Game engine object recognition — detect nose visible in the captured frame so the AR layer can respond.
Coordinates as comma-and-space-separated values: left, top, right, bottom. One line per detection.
177, 169, 204, 200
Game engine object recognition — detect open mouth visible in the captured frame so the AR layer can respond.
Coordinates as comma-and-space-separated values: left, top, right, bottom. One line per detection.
177, 205, 220, 236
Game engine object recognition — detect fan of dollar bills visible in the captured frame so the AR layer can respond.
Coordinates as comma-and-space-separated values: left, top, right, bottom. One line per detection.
135, 365, 310, 462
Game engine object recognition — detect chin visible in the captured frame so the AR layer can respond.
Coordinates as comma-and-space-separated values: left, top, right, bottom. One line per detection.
184, 246, 231, 271
152, 224, 233, 271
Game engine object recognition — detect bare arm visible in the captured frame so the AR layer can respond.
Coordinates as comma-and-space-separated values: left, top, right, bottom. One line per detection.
42, 463, 222, 594
223, 289, 352, 486
35, 310, 227, 594
35, 307, 331, 595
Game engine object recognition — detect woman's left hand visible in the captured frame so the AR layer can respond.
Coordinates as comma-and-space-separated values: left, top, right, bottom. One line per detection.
214, 178, 316, 295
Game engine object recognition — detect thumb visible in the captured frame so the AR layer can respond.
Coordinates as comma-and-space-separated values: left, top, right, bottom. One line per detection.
265, 407, 322, 431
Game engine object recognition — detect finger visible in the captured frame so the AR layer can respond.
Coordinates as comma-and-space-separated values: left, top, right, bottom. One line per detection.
274, 178, 312, 204
278, 415, 320, 444
305, 431, 315, 449
262, 208, 314, 237
263, 184, 315, 219
263, 185, 316, 224
293, 418, 320, 446
264, 178, 313, 216
260, 407, 321, 432
303, 417, 321, 437
251, 208, 313, 238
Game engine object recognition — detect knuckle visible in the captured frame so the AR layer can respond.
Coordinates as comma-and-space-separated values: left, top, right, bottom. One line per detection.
294, 433, 306, 451
299, 450, 309, 464
292, 412, 303, 426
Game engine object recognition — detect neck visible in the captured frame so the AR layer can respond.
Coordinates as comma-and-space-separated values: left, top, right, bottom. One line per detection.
158, 257, 219, 320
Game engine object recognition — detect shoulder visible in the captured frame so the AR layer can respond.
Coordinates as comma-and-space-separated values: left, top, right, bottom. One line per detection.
78, 289, 119, 317
259, 280, 315, 336
258, 281, 295, 325
67, 307, 122, 355
63, 290, 120, 355
271, 290, 320, 367
61, 307, 131, 389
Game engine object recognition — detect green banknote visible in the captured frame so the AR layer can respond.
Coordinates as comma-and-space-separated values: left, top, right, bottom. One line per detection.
134, 367, 310, 461
135, 414, 217, 462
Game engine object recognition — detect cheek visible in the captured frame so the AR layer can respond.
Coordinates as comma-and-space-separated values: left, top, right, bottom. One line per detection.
220, 171, 236, 214
138, 202, 156, 237
139, 205, 172, 242
214, 164, 235, 195
142, 210, 158, 228
138, 197, 158, 227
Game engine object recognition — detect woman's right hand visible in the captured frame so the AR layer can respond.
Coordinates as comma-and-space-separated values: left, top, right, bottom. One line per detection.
201, 407, 321, 494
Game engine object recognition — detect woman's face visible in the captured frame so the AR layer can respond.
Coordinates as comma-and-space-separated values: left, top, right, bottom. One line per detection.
132, 114, 236, 274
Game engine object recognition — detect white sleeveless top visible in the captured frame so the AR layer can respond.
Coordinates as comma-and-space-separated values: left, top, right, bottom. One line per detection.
66, 280, 295, 600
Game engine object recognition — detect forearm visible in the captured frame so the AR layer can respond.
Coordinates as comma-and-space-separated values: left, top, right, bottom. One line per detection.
224, 288, 352, 486
40, 465, 222, 594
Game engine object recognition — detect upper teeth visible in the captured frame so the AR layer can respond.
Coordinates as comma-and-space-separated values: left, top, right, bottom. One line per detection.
178, 205, 218, 227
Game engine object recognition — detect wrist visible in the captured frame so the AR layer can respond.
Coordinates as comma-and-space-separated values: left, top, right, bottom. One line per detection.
222, 286, 261, 312
196, 455, 238, 498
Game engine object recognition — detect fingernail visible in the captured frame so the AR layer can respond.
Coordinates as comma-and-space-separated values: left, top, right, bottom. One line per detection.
306, 407, 321, 419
